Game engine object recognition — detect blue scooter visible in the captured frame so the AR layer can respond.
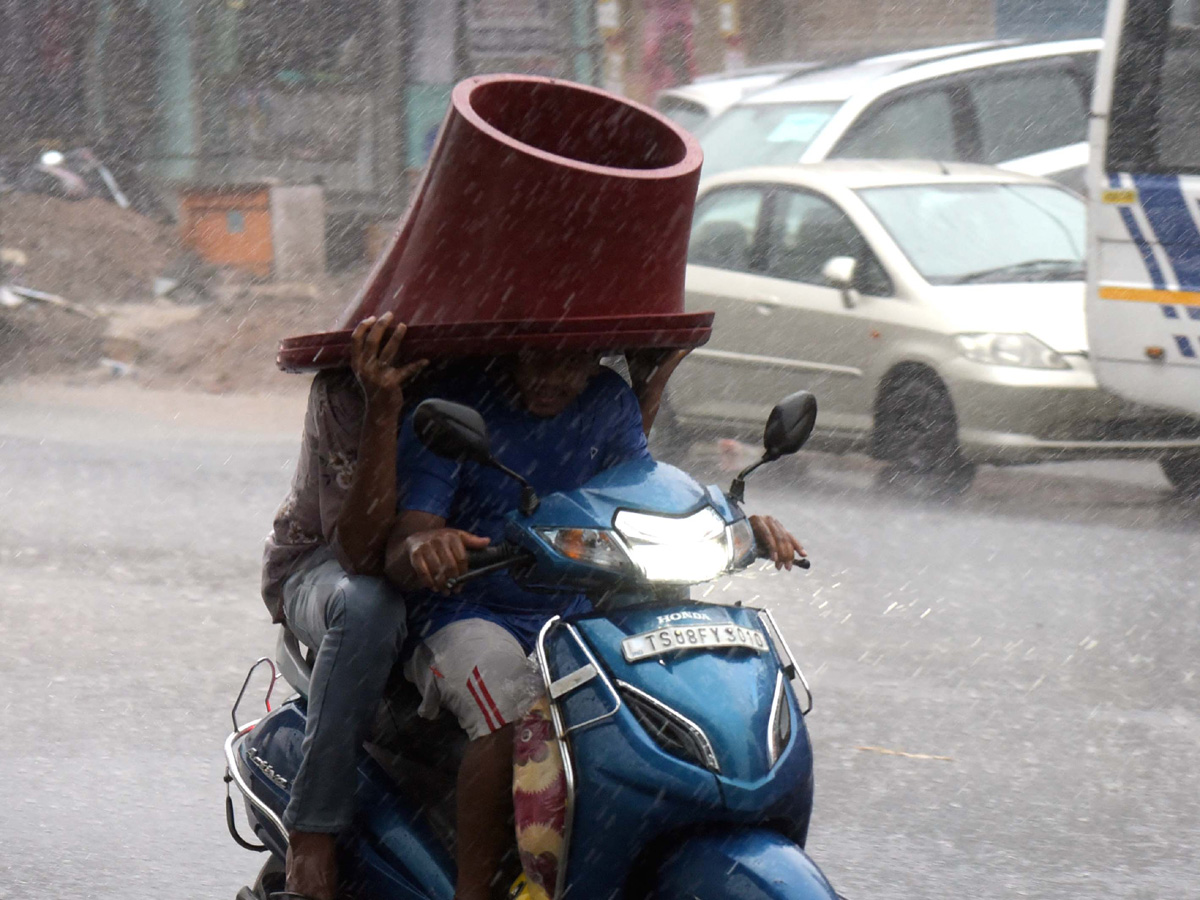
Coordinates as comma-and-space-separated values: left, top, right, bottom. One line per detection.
224, 390, 839, 900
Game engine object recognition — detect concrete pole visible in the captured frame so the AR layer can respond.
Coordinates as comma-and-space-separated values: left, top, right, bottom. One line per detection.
377, 0, 407, 212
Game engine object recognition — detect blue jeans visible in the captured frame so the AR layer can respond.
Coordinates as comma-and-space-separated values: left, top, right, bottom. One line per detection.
281, 555, 407, 833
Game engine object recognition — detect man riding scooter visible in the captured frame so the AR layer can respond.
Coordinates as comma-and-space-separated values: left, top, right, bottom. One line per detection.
385, 347, 805, 900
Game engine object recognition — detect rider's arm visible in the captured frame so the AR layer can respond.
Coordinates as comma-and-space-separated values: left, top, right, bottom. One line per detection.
330, 315, 427, 575
384, 402, 488, 593
627, 349, 690, 436
593, 369, 654, 468
748, 515, 806, 571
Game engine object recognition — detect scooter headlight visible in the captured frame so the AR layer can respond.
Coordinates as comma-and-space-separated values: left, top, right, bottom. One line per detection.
536, 528, 631, 572
613, 507, 736, 584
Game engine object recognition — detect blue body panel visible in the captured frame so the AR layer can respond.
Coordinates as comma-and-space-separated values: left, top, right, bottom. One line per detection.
237, 702, 454, 899
654, 831, 838, 900
521, 459, 718, 528
547, 608, 814, 899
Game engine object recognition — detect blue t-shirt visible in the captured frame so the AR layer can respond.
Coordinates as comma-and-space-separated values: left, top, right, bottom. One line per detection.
397, 366, 650, 650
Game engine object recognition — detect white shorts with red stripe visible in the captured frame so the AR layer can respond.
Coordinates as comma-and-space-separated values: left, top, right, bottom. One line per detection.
403, 618, 542, 740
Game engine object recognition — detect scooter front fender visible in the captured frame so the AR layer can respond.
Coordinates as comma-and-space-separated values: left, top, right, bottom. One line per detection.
652, 830, 838, 900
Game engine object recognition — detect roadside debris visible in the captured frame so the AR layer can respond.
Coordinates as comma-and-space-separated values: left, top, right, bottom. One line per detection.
8, 148, 131, 210
0, 283, 98, 319
1, 192, 176, 306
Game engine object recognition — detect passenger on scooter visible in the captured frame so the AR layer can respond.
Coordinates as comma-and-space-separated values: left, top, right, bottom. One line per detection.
385, 347, 806, 900
261, 312, 427, 900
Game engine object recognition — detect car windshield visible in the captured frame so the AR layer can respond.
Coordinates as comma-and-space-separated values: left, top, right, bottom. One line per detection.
856, 183, 1086, 285
699, 102, 842, 178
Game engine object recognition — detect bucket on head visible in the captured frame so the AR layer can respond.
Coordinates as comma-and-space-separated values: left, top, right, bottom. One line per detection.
278, 74, 711, 372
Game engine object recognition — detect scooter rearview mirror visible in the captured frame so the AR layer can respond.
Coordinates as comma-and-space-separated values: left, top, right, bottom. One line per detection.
413, 399, 493, 465
411, 399, 541, 515
729, 391, 818, 504
763, 390, 818, 461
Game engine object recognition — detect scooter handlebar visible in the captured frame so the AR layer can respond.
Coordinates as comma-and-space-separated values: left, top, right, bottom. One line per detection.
445, 544, 528, 591
465, 545, 518, 569
757, 545, 812, 569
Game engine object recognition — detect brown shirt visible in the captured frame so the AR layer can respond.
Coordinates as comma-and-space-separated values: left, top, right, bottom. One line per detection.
261, 370, 365, 622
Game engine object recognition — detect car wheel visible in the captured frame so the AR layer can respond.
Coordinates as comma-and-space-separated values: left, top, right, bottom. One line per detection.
874, 370, 975, 494
1160, 453, 1200, 497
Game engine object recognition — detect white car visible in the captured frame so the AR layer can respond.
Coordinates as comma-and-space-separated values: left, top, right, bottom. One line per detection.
696, 39, 1101, 187
667, 162, 1200, 490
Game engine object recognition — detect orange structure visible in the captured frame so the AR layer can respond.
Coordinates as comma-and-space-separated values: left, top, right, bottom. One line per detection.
179, 187, 274, 278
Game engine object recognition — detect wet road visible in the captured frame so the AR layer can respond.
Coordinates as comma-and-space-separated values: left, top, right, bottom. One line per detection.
1, 383, 1197, 899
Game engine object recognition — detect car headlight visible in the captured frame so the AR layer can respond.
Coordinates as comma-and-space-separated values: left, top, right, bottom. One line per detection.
613, 507, 747, 584
954, 333, 1070, 369
536, 528, 631, 571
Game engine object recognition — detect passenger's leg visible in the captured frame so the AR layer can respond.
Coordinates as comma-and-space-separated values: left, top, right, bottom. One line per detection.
280, 560, 408, 899
405, 619, 538, 900
457, 724, 516, 900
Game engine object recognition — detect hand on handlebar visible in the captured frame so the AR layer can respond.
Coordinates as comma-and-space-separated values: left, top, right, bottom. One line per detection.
401, 528, 491, 594
750, 515, 807, 572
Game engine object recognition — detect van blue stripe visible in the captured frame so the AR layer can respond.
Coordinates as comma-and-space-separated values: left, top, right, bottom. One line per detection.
1109, 172, 1166, 289
1118, 207, 1168, 290
1174, 335, 1196, 358
1132, 174, 1200, 291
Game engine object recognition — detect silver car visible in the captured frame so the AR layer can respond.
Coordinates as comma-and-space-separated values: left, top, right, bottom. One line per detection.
667, 162, 1200, 489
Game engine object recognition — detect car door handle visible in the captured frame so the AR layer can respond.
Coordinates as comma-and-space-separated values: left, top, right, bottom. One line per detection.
751, 295, 780, 314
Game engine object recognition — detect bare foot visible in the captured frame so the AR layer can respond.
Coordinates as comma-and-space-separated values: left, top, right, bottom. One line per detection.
285, 830, 337, 900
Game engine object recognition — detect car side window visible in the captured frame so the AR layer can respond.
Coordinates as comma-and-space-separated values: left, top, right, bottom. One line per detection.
967, 66, 1087, 163
830, 88, 957, 160
764, 190, 891, 296
688, 187, 767, 272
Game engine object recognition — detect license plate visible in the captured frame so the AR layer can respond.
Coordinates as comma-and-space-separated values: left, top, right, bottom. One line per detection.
621, 623, 769, 662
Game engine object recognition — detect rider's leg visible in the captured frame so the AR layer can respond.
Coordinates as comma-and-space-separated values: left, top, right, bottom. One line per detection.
405, 619, 541, 900
280, 557, 408, 898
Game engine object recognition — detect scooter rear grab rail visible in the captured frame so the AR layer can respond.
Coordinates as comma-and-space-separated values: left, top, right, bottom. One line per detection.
224, 721, 289, 849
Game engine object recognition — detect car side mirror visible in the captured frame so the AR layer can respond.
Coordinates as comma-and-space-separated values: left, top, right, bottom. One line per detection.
822, 256, 859, 309
411, 399, 540, 514
729, 390, 818, 503
413, 399, 493, 464
763, 390, 818, 461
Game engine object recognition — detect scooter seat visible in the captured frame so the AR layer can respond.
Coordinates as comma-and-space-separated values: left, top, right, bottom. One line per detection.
367, 672, 466, 851
274, 626, 464, 841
